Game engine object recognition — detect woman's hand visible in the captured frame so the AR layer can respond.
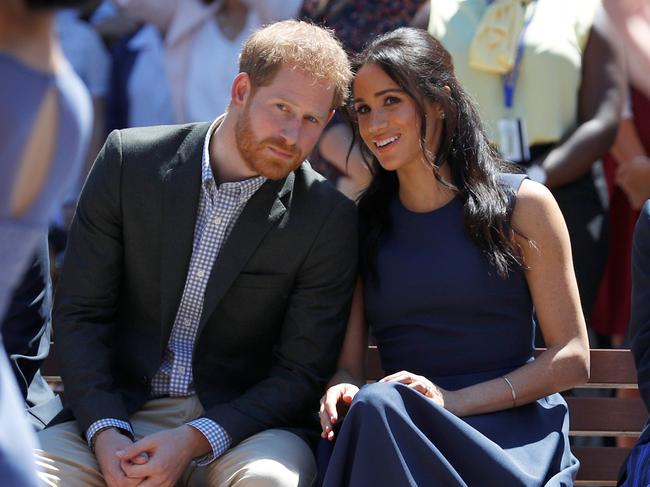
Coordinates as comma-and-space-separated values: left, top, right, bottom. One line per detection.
319, 383, 360, 441
380, 370, 456, 412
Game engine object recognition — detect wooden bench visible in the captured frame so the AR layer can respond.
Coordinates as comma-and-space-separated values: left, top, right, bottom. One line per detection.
365, 346, 648, 487
43, 345, 648, 485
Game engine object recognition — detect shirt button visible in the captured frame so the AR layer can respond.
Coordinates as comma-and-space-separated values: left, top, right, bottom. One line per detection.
196, 269, 205, 278
213, 216, 222, 225
176, 366, 186, 375
182, 318, 191, 327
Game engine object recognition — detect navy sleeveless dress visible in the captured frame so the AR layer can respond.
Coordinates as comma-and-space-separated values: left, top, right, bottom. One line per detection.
322, 175, 578, 486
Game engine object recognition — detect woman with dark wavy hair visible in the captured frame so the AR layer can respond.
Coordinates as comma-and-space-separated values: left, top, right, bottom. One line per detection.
318, 28, 589, 486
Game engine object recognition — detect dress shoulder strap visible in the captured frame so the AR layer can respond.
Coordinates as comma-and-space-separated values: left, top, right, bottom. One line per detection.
498, 172, 529, 227
498, 173, 528, 193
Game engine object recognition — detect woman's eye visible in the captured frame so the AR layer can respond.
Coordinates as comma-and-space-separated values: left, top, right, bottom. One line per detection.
385, 96, 401, 106
355, 105, 369, 114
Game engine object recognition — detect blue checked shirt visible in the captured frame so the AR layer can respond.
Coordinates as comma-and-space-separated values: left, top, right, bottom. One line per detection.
86, 119, 266, 464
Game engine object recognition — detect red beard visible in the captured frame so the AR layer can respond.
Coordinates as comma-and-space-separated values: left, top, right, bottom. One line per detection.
235, 105, 304, 180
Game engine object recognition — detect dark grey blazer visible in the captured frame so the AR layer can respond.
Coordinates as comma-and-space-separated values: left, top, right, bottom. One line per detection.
51, 122, 358, 446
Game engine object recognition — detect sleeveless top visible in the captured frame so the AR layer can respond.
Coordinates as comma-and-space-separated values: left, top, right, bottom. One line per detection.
364, 174, 534, 388
0, 53, 91, 320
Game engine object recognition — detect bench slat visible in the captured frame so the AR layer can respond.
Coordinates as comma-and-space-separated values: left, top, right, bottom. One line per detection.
567, 397, 648, 436
584, 349, 639, 388
574, 446, 629, 485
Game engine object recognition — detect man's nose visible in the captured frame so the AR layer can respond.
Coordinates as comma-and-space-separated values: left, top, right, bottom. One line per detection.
281, 118, 301, 146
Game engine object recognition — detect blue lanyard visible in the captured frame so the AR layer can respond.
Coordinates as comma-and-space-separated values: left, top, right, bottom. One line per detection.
486, 0, 538, 109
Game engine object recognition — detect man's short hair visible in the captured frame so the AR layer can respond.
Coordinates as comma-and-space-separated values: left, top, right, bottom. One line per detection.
239, 20, 351, 109
25, 0, 89, 9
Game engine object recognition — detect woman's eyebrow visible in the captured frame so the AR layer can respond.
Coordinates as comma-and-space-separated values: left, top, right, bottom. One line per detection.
354, 88, 404, 103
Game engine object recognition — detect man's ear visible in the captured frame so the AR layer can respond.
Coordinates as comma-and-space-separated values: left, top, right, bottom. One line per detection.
230, 72, 252, 108
325, 110, 336, 125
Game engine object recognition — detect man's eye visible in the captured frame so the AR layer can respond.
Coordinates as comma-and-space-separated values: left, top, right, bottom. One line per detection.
305, 116, 319, 124
276, 103, 288, 111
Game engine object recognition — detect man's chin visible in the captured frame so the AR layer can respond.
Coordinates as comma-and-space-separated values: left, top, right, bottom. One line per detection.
253, 158, 302, 180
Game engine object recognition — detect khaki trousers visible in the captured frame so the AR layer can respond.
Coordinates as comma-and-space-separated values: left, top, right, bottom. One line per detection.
35, 396, 316, 487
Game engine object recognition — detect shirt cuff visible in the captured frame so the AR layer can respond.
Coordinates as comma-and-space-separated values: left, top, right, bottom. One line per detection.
187, 418, 231, 465
86, 418, 134, 450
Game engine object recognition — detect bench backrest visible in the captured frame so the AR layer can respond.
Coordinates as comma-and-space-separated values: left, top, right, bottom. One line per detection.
365, 346, 649, 486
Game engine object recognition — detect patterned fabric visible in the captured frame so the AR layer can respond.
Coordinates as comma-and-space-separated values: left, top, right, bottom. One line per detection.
86, 118, 266, 462
150, 120, 266, 398
300, 0, 425, 55
86, 418, 134, 449
187, 417, 232, 465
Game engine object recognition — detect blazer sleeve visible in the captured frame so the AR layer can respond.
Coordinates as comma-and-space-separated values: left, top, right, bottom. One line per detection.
203, 196, 358, 445
52, 130, 130, 434
630, 200, 650, 411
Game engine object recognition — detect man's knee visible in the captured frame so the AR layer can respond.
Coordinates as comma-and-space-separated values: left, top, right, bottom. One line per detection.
203, 429, 316, 487
36, 421, 87, 456
34, 421, 103, 487
232, 458, 307, 487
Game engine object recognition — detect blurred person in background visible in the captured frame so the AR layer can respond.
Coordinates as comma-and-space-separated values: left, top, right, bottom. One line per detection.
618, 199, 650, 486
56, 2, 110, 172
81, 0, 173, 131
106, 21, 175, 130
2, 238, 62, 432
55, 2, 110, 217
0, 0, 92, 485
48, 0, 112, 281
590, 49, 650, 449
422, 0, 623, 329
592, 82, 650, 348
604, 0, 650, 99
113, 0, 303, 123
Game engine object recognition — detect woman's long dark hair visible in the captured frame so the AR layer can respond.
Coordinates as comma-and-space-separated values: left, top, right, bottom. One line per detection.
352, 27, 523, 279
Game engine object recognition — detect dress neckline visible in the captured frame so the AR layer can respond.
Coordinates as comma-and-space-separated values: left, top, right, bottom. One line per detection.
395, 194, 460, 216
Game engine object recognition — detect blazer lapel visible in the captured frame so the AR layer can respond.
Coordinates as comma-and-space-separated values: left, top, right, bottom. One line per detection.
159, 123, 210, 350
197, 172, 295, 335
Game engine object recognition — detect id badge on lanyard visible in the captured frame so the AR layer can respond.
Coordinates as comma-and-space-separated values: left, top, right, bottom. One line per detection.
495, 1, 536, 164
497, 118, 529, 163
